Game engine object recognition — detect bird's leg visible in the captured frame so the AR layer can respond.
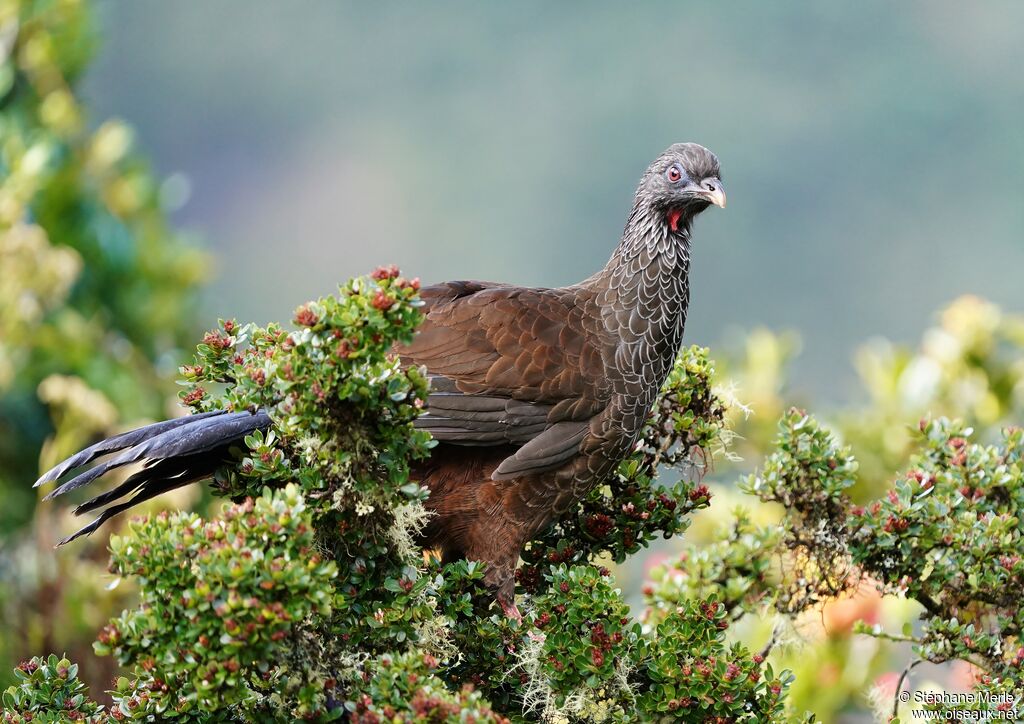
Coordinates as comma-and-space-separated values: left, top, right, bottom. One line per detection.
471, 530, 523, 621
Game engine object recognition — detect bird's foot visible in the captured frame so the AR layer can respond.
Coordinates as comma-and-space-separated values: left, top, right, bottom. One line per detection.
499, 597, 522, 623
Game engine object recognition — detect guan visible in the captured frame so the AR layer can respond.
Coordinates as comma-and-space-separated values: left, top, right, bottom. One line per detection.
35, 143, 725, 618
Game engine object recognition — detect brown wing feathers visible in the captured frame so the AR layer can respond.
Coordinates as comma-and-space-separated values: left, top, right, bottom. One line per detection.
490, 420, 590, 480
399, 281, 609, 479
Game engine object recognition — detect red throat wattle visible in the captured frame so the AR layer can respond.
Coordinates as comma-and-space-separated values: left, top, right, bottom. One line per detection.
667, 209, 682, 233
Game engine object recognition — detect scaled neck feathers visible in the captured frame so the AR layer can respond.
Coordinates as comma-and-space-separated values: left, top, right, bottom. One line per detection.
576, 197, 693, 395
583, 198, 692, 301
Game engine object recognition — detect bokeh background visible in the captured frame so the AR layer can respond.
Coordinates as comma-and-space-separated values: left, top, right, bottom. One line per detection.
84, 1, 1024, 400
2, 1, 1023, 720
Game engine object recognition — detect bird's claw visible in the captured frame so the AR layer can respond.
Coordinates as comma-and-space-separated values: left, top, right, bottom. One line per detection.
500, 598, 522, 623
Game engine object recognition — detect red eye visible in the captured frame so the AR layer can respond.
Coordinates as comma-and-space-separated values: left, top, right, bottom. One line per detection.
666, 165, 682, 183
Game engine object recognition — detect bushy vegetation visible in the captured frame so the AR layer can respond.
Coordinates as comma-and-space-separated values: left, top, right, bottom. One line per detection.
651, 306, 1024, 720
2, 654, 103, 723
2, 253, 798, 720
8, 265, 1023, 721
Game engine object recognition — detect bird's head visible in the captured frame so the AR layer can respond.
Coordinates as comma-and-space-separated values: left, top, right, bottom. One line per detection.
637, 143, 725, 234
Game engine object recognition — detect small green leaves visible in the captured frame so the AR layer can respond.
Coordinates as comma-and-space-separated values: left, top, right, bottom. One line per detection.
644, 510, 782, 622
849, 418, 1024, 701
533, 565, 636, 704
96, 485, 338, 719
2, 654, 103, 722
741, 409, 859, 613
344, 652, 508, 723
637, 599, 794, 720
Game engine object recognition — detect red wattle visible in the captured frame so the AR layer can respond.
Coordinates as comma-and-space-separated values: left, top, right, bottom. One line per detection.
668, 209, 682, 232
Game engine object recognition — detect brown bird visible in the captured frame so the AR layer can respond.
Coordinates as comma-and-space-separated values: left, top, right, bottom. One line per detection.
34, 143, 725, 618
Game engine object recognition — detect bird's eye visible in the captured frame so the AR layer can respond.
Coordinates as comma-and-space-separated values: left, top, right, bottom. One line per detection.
666, 165, 683, 183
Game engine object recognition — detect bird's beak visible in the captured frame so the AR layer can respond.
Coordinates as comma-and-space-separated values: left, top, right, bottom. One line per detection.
701, 178, 726, 208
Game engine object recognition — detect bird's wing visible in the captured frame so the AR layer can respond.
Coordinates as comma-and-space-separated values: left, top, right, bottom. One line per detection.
398, 280, 609, 478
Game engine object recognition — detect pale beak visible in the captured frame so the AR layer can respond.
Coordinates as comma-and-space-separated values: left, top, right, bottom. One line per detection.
701, 178, 727, 208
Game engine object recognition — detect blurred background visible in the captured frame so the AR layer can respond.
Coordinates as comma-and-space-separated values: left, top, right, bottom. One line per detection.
85, 1, 1024, 400
2, 1, 1022, 720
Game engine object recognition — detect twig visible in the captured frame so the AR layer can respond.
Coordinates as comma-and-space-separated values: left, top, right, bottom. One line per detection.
758, 625, 782, 660
892, 659, 922, 718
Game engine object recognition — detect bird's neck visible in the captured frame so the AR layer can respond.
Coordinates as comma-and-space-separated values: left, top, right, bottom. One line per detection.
592, 201, 692, 314
610, 205, 692, 276
569, 201, 694, 465
581, 201, 693, 381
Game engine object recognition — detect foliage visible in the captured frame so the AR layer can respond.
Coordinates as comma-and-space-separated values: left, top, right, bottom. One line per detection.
650, 408, 1024, 721
522, 566, 798, 723
7, 259, 792, 720
8, 267, 1023, 721
346, 652, 510, 724
2, 654, 103, 723
642, 510, 781, 621
635, 598, 794, 722
700, 300, 1024, 718
95, 485, 338, 720
0, 0, 207, 694
741, 409, 859, 614
850, 420, 1024, 721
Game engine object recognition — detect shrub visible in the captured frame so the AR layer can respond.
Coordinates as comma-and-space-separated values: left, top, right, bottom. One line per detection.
651, 410, 1024, 721
2, 654, 103, 722
95, 485, 338, 719
14, 266, 1024, 721
8, 264, 794, 721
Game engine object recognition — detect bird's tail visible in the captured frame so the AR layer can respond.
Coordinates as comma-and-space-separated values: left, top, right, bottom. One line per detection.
34, 409, 272, 545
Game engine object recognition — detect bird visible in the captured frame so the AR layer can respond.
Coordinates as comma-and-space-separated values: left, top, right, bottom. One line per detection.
33, 143, 725, 619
